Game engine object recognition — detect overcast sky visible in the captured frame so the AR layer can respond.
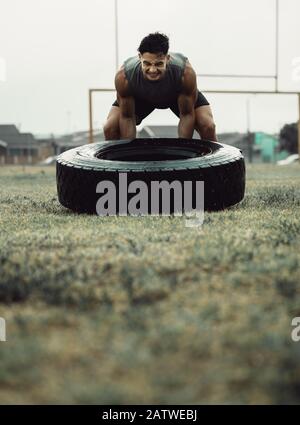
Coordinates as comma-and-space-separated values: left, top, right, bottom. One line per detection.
0, 0, 300, 136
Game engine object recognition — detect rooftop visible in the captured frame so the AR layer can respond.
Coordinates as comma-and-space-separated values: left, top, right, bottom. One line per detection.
0, 125, 38, 148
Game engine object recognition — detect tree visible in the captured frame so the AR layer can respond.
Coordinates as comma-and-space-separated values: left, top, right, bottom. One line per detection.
279, 123, 298, 154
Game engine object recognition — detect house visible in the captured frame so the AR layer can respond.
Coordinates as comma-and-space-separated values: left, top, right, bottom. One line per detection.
136, 126, 258, 162
254, 132, 280, 162
37, 136, 56, 160
0, 123, 265, 164
53, 127, 159, 154
0, 125, 57, 164
54, 129, 107, 154
0, 140, 7, 164
0, 125, 40, 164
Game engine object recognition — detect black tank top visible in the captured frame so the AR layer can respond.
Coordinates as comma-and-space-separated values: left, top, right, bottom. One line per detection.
123, 52, 188, 109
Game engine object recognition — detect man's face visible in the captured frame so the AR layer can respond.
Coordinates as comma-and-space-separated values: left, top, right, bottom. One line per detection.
139, 52, 170, 81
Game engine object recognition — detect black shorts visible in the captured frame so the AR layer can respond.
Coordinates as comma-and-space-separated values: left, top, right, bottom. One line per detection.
112, 90, 209, 125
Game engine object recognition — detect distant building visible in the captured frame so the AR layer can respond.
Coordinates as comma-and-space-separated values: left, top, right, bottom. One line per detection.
140, 125, 199, 139
53, 127, 166, 154
54, 129, 106, 154
0, 125, 56, 164
37, 136, 56, 160
0, 140, 7, 164
254, 132, 280, 162
0, 125, 39, 164
137, 126, 248, 146
1, 123, 280, 165
137, 126, 257, 161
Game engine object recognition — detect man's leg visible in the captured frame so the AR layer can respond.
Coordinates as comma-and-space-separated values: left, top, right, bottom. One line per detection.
170, 91, 217, 141
103, 100, 155, 140
103, 106, 121, 140
194, 105, 217, 141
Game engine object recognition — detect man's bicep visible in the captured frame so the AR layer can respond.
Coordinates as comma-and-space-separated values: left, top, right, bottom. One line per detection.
178, 66, 197, 115
115, 70, 135, 119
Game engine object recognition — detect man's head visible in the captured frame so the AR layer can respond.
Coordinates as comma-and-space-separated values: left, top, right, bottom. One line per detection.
137, 32, 170, 81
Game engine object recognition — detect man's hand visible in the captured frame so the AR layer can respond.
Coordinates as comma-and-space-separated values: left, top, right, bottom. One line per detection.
115, 69, 136, 140
177, 65, 198, 139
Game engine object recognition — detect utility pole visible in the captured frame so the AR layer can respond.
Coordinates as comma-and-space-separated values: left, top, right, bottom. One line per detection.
89, 90, 93, 144
275, 0, 279, 92
246, 98, 253, 163
115, 0, 119, 72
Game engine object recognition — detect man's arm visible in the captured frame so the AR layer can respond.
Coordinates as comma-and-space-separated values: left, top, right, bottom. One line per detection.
177, 64, 198, 139
115, 69, 136, 140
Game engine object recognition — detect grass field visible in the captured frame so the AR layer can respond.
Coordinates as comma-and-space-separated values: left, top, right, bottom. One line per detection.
0, 163, 300, 404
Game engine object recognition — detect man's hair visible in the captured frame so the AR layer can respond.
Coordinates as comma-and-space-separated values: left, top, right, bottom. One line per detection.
138, 32, 169, 55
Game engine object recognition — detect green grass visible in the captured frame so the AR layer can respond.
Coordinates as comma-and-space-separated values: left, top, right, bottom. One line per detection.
0, 163, 300, 404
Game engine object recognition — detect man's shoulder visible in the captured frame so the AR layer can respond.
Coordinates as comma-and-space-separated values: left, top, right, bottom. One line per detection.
171, 51, 194, 79
169, 52, 188, 67
183, 61, 195, 76
181, 62, 197, 95
170, 51, 186, 59
124, 55, 140, 69
115, 67, 131, 96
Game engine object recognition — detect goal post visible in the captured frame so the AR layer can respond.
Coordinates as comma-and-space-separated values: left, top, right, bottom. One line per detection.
89, 0, 300, 157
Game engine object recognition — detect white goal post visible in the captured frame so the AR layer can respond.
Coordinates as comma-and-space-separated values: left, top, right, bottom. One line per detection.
88, 0, 300, 157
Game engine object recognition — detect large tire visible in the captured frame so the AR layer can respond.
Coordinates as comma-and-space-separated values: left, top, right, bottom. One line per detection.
56, 138, 245, 214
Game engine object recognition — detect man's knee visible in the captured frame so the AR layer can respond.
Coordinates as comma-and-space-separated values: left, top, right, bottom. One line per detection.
198, 121, 216, 133
103, 121, 120, 140
196, 120, 216, 139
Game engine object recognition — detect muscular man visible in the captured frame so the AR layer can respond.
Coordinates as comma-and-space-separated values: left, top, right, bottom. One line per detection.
103, 32, 217, 141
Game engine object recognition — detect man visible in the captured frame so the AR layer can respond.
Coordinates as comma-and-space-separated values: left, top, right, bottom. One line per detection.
103, 32, 217, 141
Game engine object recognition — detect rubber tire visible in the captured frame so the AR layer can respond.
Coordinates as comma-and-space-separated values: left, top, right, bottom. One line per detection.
56, 138, 245, 214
